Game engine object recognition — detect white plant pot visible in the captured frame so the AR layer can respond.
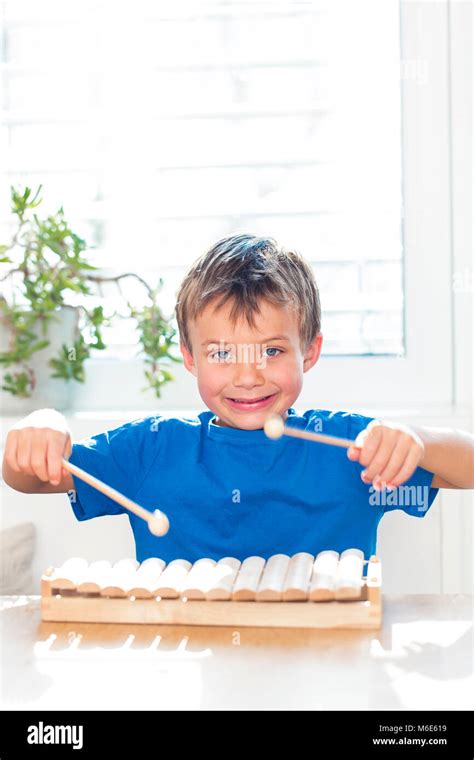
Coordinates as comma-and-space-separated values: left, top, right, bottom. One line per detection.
0, 306, 79, 416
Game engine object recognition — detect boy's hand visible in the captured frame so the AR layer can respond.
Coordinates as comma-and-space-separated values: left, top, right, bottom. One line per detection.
4, 408, 72, 486
346, 419, 425, 490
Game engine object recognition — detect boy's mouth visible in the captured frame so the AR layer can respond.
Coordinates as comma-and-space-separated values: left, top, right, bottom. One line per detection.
225, 393, 277, 410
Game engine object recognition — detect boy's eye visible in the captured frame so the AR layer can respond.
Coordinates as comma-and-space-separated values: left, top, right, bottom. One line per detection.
264, 347, 282, 358
211, 350, 231, 361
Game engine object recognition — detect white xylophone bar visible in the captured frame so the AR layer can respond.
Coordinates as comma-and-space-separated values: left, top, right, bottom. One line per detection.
154, 559, 192, 598
100, 559, 140, 598
335, 548, 364, 599
283, 552, 314, 601
126, 558, 166, 598
206, 557, 241, 600
231, 556, 266, 600
49, 558, 89, 590
309, 550, 339, 601
256, 553, 291, 601
181, 558, 217, 600
77, 560, 112, 594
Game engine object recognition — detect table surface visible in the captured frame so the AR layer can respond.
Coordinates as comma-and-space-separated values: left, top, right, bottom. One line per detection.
1, 594, 472, 710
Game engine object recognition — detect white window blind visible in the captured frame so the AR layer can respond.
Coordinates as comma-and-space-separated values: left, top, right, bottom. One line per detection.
0, 0, 405, 357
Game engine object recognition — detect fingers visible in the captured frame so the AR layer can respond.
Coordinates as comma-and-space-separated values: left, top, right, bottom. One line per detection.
64, 435, 72, 459
4, 430, 19, 472
5, 426, 71, 484
359, 426, 394, 484
46, 436, 66, 485
346, 445, 361, 461
29, 429, 50, 482
347, 426, 372, 462
377, 434, 412, 486
356, 421, 384, 468
386, 447, 423, 488
16, 429, 34, 477
353, 422, 425, 489
354, 427, 370, 449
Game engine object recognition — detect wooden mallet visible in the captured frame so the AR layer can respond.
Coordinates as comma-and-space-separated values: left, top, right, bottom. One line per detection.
62, 457, 169, 537
264, 414, 360, 450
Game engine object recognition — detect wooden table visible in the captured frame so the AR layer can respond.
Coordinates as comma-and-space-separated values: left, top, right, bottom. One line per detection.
1, 595, 472, 710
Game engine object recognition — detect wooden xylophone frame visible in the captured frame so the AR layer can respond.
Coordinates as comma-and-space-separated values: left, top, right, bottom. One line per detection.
41, 556, 382, 630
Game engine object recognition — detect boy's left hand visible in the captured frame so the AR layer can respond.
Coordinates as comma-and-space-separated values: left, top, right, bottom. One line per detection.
347, 420, 425, 490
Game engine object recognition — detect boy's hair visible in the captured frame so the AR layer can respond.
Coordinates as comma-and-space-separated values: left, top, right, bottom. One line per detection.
175, 234, 321, 354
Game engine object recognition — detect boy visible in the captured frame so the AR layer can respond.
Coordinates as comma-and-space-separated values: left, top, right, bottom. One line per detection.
2, 234, 473, 563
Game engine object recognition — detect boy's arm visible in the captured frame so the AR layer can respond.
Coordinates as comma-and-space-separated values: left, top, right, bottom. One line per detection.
2, 408, 74, 494
413, 426, 474, 489
2, 459, 74, 494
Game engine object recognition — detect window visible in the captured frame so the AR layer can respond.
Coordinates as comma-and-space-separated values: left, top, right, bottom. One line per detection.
0, 1, 454, 409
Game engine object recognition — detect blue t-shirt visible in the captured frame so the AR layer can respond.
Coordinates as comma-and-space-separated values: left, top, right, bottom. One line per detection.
67, 408, 439, 563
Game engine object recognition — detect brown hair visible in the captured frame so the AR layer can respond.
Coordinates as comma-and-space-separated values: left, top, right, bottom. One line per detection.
175, 234, 321, 353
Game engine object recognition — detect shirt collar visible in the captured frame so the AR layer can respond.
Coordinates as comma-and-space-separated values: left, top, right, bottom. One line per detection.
206, 408, 297, 443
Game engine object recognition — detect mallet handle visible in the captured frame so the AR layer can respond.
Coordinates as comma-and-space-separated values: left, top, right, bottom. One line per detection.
282, 427, 359, 449
62, 457, 157, 525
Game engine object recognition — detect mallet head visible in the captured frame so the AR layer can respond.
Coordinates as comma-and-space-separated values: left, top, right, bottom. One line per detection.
264, 414, 285, 440
148, 509, 170, 537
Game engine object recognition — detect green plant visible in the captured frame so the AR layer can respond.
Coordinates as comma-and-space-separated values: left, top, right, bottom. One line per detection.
0, 185, 181, 398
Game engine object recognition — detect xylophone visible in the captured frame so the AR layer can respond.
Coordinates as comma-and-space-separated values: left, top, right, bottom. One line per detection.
41, 549, 382, 629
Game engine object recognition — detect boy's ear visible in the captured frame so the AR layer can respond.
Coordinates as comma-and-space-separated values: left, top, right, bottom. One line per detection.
180, 342, 198, 377
303, 333, 323, 373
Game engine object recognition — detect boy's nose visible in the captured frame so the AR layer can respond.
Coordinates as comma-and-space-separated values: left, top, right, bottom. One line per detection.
232, 361, 265, 389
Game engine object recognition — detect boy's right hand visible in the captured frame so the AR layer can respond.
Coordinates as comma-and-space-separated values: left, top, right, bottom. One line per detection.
3, 408, 73, 490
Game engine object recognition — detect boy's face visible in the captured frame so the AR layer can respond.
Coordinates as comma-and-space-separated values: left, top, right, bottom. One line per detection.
181, 297, 323, 430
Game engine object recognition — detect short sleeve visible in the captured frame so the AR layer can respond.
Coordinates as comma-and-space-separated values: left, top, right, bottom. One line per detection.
346, 411, 439, 518
347, 411, 377, 440
66, 415, 163, 522
381, 465, 439, 517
